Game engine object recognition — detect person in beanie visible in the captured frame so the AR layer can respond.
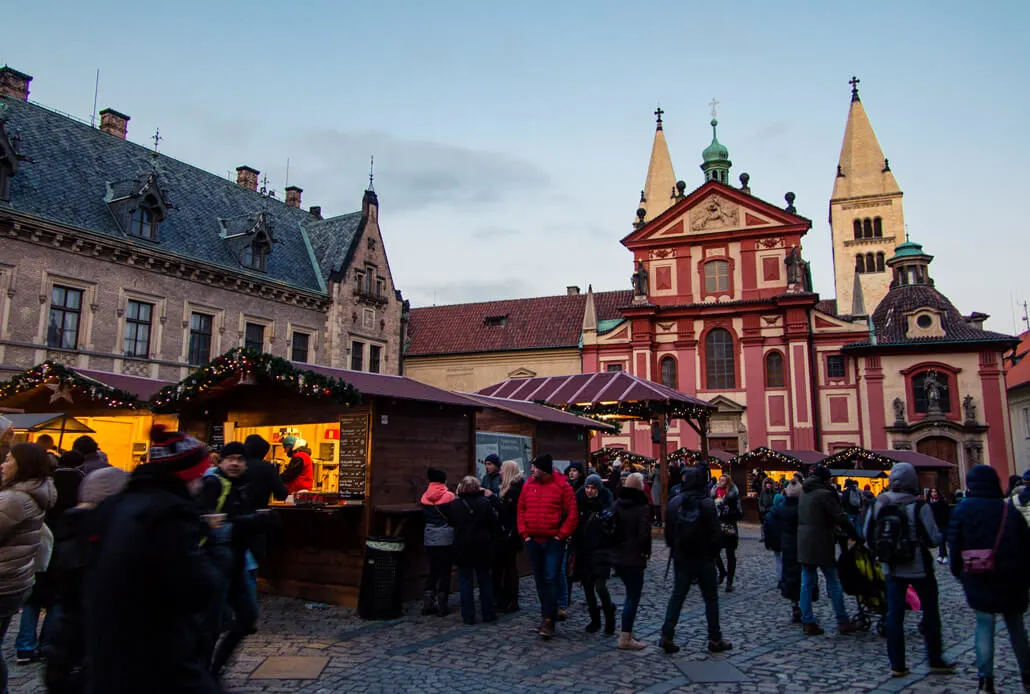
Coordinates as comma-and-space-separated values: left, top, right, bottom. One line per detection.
572, 474, 615, 635
480, 454, 502, 496
612, 472, 652, 650
518, 454, 577, 640
660, 466, 731, 654
279, 436, 313, 495
948, 465, 1030, 693
242, 435, 288, 509
420, 467, 455, 616
83, 424, 229, 694
798, 464, 860, 636
866, 462, 955, 678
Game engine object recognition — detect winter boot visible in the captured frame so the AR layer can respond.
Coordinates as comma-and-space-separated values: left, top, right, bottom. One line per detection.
603, 604, 616, 635
803, 623, 825, 636
659, 637, 680, 654
585, 607, 601, 633
618, 632, 646, 650
421, 591, 437, 616
977, 676, 995, 693
436, 592, 449, 617
538, 618, 555, 639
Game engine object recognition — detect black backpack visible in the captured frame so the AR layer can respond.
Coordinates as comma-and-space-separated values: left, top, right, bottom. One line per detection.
675, 494, 704, 547
844, 488, 862, 512
872, 502, 920, 565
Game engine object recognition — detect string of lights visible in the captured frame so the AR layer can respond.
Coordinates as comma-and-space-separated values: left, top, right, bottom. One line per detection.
0, 361, 143, 409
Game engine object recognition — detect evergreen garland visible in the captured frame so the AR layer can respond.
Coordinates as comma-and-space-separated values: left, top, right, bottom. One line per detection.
0, 361, 144, 410
151, 347, 361, 413
731, 446, 810, 470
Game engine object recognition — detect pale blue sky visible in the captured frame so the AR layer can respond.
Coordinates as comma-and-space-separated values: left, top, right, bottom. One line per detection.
6, 1, 1029, 331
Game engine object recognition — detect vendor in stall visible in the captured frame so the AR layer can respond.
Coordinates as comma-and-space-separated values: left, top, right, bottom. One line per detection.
280, 436, 314, 495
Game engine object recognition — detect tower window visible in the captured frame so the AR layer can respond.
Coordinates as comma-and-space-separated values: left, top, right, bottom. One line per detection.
866, 253, 875, 272
876, 252, 885, 272
863, 219, 873, 238
853, 219, 862, 240
856, 255, 865, 273
873, 217, 883, 237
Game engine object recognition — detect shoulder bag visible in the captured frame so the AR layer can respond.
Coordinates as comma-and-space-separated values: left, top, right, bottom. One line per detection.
961, 501, 1008, 575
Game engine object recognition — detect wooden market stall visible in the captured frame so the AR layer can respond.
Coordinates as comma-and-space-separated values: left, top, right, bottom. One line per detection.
5, 413, 95, 448
0, 362, 172, 469
730, 447, 827, 521
152, 348, 483, 608
821, 447, 956, 494
829, 468, 890, 496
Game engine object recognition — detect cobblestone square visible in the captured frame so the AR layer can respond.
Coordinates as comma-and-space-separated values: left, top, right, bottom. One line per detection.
8, 526, 1024, 693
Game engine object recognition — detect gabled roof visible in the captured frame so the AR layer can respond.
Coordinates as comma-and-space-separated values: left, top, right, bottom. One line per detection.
1005, 331, 1030, 391
305, 212, 364, 280
406, 290, 632, 357
0, 95, 326, 293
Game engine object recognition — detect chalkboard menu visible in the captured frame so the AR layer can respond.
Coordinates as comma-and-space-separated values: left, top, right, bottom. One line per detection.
337, 412, 369, 500
209, 424, 225, 450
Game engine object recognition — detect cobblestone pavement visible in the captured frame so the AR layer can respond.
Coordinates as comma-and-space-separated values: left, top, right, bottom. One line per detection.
7, 525, 1027, 692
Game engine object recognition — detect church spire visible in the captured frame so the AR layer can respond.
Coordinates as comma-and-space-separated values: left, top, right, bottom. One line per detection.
832, 77, 899, 200
637, 106, 677, 224
700, 100, 731, 184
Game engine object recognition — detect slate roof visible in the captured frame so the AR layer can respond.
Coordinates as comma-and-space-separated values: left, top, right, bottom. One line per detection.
0, 95, 338, 294
305, 212, 364, 280
815, 299, 838, 316
843, 283, 1016, 351
406, 290, 632, 357
1005, 331, 1030, 391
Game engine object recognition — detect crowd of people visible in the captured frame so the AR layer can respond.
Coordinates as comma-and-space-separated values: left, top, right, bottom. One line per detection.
0, 416, 321, 694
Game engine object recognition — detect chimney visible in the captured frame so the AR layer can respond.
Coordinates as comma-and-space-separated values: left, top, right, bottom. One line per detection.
235, 165, 259, 192
0, 66, 32, 101
285, 186, 303, 208
98, 108, 130, 139
308, 205, 322, 219
361, 188, 379, 217
567, 286, 580, 296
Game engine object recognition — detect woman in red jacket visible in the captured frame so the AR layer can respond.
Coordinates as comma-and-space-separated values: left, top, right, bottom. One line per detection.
280, 437, 313, 495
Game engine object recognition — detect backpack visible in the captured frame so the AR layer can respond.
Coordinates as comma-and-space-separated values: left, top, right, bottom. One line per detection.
872, 502, 920, 566
845, 488, 862, 512
675, 494, 704, 548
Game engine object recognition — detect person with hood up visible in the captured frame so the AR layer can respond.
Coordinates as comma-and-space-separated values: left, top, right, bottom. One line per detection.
83, 425, 229, 694
928, 488, 951, 564
566, 461, 586, 493
948, 464, 1030, 694
493, 460, 525, 613
1009, 470, 1030, 528
517, 454, 577, 640
480, 454, 502, 496
242, 435, 288, 509
660, 466, 731, 654
757, 477, 777, 540
0, 442, 56, 691
798, 464, 860, 636
445, 476, 500, 625
712, 475, 743, 592
279, 436, 313, 495
865, 462, 955, 678
572, 474, 615, 635
420, 468, 455, 616
70, 436, 110, 475
612, 472, 652, 650
777, 480, 806, 622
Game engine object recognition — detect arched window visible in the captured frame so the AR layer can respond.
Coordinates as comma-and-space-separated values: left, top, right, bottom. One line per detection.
913, 371, 952, 413
865, 252, 875, 272
765, 351, 785, 388
705, 328, 736, 390
863, 218, 873, 238
241, 240, 269, 271
873, 217, 883, 237
856, 255, 865, 273
703, 260, 730, 293
660, 356, 677, 390
875, 252, 885, 272
852, 219, 862, 239
128, 196, 161, 240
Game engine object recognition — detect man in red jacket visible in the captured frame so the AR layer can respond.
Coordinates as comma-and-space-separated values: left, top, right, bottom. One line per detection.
518, 454, 577, 639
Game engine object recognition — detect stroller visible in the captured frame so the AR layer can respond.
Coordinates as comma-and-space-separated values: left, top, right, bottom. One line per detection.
837, 541, 887, 635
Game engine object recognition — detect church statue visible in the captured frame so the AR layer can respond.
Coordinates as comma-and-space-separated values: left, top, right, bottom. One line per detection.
785, 246, 802, 286
963, 394, 977, 423
892, 397, 906, 424
924, 371, 943, 413
631, 261, 649, 298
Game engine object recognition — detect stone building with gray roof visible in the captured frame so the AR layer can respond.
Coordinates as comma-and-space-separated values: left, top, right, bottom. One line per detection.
0, 66, 404, 381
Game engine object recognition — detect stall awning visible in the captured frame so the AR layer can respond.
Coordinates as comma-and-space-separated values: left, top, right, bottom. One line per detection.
821, 447, 956, 470
77, 369, 172, 401
732, 447, 826, 470
830, 469, 887, 479
5, 413, 94, 433
462, 393, 615, 432
301, 365, 483, 409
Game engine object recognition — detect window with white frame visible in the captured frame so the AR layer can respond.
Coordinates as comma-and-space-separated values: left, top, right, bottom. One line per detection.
123, 300, 153, 358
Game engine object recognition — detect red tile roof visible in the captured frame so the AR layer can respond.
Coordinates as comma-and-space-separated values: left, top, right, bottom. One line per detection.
1006, 331, 1030, 391
405, 290, 632, 357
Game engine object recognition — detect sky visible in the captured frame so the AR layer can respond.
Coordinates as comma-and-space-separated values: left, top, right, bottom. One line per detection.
5, 1, 1030, 332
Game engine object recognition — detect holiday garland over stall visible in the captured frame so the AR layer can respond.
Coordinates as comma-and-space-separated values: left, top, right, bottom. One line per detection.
151, 348, 361, 413
0, 361, 144, 409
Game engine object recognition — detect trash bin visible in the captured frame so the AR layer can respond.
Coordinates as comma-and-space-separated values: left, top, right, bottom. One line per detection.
358, 537, 405, 619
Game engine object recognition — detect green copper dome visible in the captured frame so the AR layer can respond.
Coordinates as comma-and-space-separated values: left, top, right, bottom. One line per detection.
892, 239, 926, 260
702, 119, 729, 162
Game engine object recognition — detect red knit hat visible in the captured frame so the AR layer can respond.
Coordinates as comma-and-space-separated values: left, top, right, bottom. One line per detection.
148, 424, 211, 482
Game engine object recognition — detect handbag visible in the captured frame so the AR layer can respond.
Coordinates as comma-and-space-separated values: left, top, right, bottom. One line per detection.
961, 501, 1008, 575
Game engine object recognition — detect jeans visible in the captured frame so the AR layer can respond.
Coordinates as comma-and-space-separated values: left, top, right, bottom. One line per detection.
424, 546, 452, 594
557, 543, 569, 610
975, 611, 1030, 678
800, 564, 849, 625
526, 539, 563, 620
457, 561, 496, 624
618, 565, 645, 633
582, 577, 612, 614
211, 566, 260, 674
0, 591, 30, 694
493, 547, 520, 609
885, 575, 943, 670
662, 558, 722, 641
15, 602, 58, 653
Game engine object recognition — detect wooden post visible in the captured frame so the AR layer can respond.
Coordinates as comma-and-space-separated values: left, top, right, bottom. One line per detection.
658, 412, 669, 524
699, 413, 709, 463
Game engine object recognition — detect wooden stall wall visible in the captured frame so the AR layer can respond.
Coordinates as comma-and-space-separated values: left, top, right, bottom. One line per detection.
474, 409, 536, 440
535, 422, 591, 465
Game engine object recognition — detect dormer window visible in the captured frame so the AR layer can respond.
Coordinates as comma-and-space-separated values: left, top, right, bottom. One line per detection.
107, 174, 169, 241
0, 121, 19, 203
484, 315, 507, 327
218, 210, 275, 272
127, 196, 161, 240
241, 241, 269, 271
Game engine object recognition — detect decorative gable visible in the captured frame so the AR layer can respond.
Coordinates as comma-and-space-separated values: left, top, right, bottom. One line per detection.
105, 172, 170, 241
218, 210, 276, 272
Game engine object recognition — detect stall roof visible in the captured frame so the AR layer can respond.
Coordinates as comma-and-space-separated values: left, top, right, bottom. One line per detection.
821, 447, 956, 470
462, 393, 616, 432
77, 369, 173, 401
5, 413, 94, 433
300, 365, 483, 409
733, 447, 826, 469
830, 469, 888, 479
870, 449, 955, 469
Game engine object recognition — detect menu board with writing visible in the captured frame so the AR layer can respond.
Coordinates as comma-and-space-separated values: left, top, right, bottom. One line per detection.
337, 412, 369, 500
209, 424, 225, 450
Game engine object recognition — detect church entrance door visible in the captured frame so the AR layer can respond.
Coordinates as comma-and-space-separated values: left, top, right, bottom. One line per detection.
917, 436, 958, 493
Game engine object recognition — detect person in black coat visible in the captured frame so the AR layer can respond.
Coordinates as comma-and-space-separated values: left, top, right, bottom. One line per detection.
611, 473, 651, 650
242, 435, 288, 509
493, 461, 524, 613
572, 475, 615, 635
778, 480, 807, 623
928, 488, 951, 564
83, 426, 228, 694
445, 476, 500, 625
948, 465, 1030, 693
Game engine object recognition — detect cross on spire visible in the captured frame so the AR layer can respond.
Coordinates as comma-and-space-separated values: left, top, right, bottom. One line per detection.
849, 75, 861, 102
368, 154, 375, 191
709, 98, 720, 120
151, 128, 162, 154
654, 105, 664, 129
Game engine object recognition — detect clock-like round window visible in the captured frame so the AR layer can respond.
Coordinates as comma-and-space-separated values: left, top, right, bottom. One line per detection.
916, 314, 933, 329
